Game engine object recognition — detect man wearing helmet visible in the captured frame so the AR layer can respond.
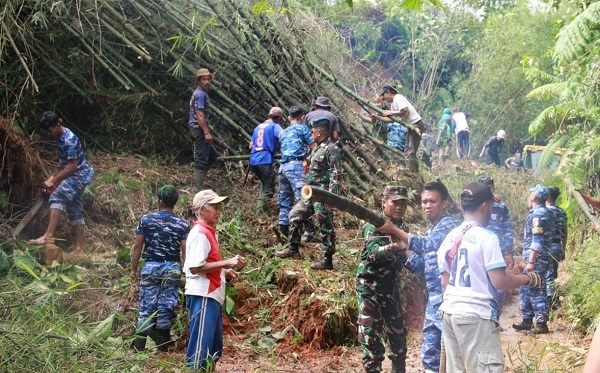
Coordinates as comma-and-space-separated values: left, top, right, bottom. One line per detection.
479, 130, 506, 166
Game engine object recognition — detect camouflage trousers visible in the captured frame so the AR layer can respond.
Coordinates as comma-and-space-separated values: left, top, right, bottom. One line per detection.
136, 261, 181, 333
422, 302, 442, 373
289, 198, 335, 256
277, 161, 307, 226
546, 259, 559, 298
49, 169, 93, 226
519, 253, 549, 323
357, 290, 407, 372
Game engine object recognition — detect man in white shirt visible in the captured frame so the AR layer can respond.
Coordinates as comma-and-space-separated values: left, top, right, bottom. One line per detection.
437, 182, 542, 372
452, 108, 470, 159
184, 189, 246, 370
371, 84, 425, 173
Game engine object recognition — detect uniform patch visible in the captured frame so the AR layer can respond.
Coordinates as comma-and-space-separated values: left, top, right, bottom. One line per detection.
532, 217, 539, 227
532, 227, 544, 234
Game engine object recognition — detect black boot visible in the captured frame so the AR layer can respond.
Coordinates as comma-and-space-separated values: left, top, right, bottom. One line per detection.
130, 334, 147, 352
310, 256, 333, 270
512, 319, 533, 331
279, 224, 289, 238
528, 323, 550, 335
391, 352, 406, 373
275, 243, 301, 258
155, 329, 171, 352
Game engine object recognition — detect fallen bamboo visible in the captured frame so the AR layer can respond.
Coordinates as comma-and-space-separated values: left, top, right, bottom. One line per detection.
564, 178, 600, 232
302, 185, 385, 227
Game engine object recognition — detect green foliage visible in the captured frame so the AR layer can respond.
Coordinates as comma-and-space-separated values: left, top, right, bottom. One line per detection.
554, 1, 600, 65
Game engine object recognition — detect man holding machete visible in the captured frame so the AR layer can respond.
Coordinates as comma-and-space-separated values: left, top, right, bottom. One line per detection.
28, 111, 94, 260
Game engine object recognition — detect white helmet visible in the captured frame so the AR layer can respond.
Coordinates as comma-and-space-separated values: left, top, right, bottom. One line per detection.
497, 130, 506, 139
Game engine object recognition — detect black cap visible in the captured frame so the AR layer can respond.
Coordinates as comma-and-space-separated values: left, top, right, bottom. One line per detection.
378, 84, 397, 96
461, 182, 494, 210
310, 117, 330, 129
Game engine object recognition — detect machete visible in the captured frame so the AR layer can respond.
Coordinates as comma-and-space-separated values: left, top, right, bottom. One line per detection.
12, 185, 54, 239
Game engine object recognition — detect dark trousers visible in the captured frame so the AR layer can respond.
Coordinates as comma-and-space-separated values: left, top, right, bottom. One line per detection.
456, 130, 470, 159
190, 126, 218, 171
250, 164, 276, 199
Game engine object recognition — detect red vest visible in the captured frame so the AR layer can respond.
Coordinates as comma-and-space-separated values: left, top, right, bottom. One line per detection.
195, 221, 222, 294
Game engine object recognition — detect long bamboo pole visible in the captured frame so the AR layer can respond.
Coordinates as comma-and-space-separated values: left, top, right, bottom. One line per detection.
2, 22, 38, 92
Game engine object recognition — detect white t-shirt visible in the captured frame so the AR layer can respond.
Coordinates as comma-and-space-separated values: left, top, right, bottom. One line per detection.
184, 224, 226, 304
437, 221, 506, 322
391, 94, 421, 125
452, 112, 469, 133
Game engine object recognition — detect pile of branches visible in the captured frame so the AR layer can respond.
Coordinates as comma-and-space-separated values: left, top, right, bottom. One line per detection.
1, 0, 420, 200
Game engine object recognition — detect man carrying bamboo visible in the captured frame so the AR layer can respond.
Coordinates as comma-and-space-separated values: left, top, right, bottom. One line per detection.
189, 68, 218, 190
275, 118, 341, 270
371, 84, 425, 173
249, 107, 284, 214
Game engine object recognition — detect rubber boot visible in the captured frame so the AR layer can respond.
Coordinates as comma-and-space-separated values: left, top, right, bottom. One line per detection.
155, 329, 171, 352
130, 334, 147, 352
310, 255, 333, 270
275, 243, 301, 258
193, 169, 205, 191
512, 319, 533, 331
391, 352, 407, 373
279, 224, 289, 238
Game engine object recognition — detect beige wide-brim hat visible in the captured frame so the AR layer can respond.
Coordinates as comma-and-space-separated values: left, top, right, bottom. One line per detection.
195, 68, 214, 81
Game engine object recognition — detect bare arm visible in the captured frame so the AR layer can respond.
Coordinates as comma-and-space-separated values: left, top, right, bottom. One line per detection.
180, 239, 187, 262
487, 267, 530, 290
195, 110, 213, 144
581, 193, 600, 210
376, 220, 409, 246
130, 234, 144, 277
440, 272, 449, 292
583, 326, 600, 373
479, 145, 487, 158
189, 255, 246, 275
45, 159, 78, 187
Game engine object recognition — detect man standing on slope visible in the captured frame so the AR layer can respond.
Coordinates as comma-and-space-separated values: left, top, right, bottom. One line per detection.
378, 182, 460, 373
189, 68, 218, 190
277, 106, 316, 238
452, 108, 470, 159
249, 107, 284, 214
371, 84, 425, 173
437, 182, 542, 371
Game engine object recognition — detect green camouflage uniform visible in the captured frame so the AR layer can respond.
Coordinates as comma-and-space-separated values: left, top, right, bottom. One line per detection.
356, 217, 409, 372
288, 138, 341, 256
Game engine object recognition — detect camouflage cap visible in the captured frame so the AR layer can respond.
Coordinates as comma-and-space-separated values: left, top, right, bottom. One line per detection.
383, 186, 409, 201
309, 117, 330, 129
529, 184, 549, 201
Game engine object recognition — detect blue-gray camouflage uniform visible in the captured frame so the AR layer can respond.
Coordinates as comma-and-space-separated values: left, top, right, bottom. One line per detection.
520, 205, 552, 323
545, 205, 567, 298
135, 210, 189, 333
278, 123, 314, 226
404, 214, 460, 373
487, 198, 514, 256
357, 218, 409, 372
50, 128, 94, 226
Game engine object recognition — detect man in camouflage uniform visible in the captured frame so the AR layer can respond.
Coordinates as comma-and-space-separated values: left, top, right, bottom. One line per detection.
29, 111, 94, 260
513, 184, 553, 334
275, 118, 341, 270
380, 182, 460, 373
545, 186, 567, 307
478, 177, 515, 270
277, 106, 316, 237
356, 186, 410, 373
130, 185, 189, 352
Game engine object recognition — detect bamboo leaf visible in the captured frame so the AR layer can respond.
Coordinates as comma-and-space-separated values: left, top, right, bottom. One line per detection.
402, 0, 422, 11
251, 0, 269, 14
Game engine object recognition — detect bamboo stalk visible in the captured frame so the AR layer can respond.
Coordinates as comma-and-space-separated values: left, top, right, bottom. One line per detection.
2, 21, 38, 92
564, 178, 600, 232
341, 162, 370, 192
98, 18, 152, 63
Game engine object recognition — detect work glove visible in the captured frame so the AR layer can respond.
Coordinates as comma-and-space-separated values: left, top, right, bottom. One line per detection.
525, 272, 542, 288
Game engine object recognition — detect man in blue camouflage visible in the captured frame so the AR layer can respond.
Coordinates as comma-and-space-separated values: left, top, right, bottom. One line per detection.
513, 184, 553, 334
380, 182, 460, 373
29, 111, 94, 260
277, 106, 316, 237
130, 185, 190, 352
275, 118, 341, 270
545, 186, 568, 308
478, 177, 515, 270
356, 186, 410, 373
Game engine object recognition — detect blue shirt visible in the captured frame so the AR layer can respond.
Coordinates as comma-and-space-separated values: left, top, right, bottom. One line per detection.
546, 205, 567, 257
136, 210, 190, 262
56, 128, 93, 183
279, 123, 314, 163
487, 199, 514, 255
387, 123, 407, 151
405, 214, 461, 307
188, 87, 210, 126
250, 121, 283, 165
